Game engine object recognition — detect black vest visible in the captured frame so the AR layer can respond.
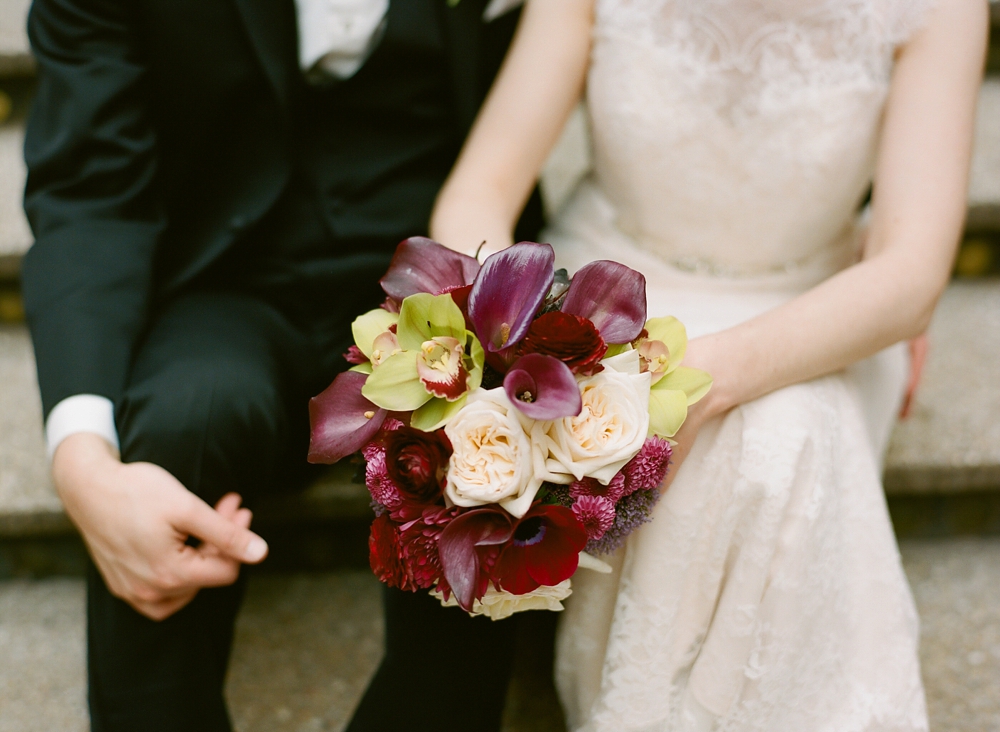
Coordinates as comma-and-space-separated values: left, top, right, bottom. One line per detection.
208, 0, 457, 317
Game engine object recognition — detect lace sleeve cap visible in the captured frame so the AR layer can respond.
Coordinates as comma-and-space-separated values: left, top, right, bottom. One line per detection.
883, 0, 938, 48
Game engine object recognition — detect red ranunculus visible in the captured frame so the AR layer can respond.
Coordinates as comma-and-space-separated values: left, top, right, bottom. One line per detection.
369, 513, 417, 591
520, 311, 607, 375
384, 426, 452, 505
443, 283, 475, 332
398, 506, 459, 590
492, 503, 588, 595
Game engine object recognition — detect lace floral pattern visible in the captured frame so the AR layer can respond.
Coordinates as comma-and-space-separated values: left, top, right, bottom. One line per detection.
550, 2, 933, 730
583, 0, 934, 277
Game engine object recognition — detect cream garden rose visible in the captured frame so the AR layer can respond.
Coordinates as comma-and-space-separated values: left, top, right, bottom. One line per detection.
531, 349, 651, 485
444, 387, 540, 518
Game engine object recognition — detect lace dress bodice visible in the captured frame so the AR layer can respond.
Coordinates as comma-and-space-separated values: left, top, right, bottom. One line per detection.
587, 0, 931, 276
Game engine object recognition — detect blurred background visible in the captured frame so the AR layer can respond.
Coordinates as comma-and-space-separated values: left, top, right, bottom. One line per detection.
0, 1, 999, 730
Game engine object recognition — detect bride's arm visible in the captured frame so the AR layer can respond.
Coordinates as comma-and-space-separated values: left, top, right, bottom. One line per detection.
429, 0, 594, 256
686, 0, 989, 423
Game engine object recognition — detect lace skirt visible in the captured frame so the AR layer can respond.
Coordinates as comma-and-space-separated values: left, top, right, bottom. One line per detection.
546, 181, 928, 732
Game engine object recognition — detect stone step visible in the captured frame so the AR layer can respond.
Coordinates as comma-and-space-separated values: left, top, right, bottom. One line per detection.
0, 0, 31, 78
1, 536, 998, 731
0, 79, 31, 279
884, 280, 1000, 496
968, 79, 1000, 236
0, 277, 998, 562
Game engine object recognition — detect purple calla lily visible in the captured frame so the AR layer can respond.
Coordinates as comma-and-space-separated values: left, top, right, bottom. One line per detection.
504, 353, 583, 420
380, 237, 481, 303
438, 508, 515, 611
561, 260, 647, 344
468, 242, 555, 366
308, 371, 387, 464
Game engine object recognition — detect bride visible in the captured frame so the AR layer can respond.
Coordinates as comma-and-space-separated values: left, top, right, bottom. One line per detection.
429, 0, 987, 730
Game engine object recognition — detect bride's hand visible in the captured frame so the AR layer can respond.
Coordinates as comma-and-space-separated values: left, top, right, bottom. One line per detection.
658, 333, 735, 492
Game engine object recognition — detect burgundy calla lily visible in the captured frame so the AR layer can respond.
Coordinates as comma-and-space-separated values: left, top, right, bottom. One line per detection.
493, 504, 588, 595
468, 243, 555, 367
380, 237, 481, 303
308, 371, 387, 464
503, 353, 583, 420
438, 508, 514, 611
561, 260, 647, 344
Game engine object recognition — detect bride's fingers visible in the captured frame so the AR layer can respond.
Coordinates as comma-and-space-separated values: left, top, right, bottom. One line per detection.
660, 426, 694, 492
660, 401, 715, 492
899, 334, 929, 419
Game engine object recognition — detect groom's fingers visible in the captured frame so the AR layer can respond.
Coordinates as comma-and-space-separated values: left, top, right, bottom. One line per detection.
214, 492, 244, 519
133, 590, 199, 622
175, 547, 244, 589
178, 494, 269, 565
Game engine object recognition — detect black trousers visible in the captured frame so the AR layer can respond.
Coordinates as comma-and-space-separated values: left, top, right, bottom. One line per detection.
87, 288, 518, 731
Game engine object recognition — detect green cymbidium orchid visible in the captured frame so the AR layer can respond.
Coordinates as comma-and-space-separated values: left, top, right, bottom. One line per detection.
396, 292, 467, 348
347, 308, 399, 375
361, 293, 485, 424
352, 308, 398, 359
642, 316, 713, 438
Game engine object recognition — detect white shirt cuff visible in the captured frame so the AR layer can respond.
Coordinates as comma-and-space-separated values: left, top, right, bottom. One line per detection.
45, 395, 120, 460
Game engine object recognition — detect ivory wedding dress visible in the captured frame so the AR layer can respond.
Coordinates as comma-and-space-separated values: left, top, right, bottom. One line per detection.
547, 1, 933, 730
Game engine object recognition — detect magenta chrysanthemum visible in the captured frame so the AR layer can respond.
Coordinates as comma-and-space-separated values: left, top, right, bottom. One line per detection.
570, 472, 626, 503
365, 450, 403, 510
622, 437, 673, 495
362, 418, 405, 462
572, 495, 616, 541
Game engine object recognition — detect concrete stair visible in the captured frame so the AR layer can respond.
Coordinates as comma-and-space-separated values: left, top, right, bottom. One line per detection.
0, 0, 31, 78
2, 538, 999, 732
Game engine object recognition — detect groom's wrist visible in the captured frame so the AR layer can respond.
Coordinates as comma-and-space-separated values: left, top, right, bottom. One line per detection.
51, 432, 122, 509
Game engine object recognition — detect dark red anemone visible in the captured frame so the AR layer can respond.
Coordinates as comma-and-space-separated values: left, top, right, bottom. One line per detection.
493, 504, 588, 595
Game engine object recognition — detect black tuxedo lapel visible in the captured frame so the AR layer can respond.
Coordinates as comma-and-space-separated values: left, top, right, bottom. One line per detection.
231, 0, 298, 109
441, 0, 488, 134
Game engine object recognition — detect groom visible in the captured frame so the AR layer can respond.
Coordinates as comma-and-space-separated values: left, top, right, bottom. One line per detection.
21, 0, 540, 730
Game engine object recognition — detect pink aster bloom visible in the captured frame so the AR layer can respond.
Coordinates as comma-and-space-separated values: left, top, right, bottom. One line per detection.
572, 495, 616, 541
569, 472, 626, 503
365, 450, 403, 510
622, 437, 673, 495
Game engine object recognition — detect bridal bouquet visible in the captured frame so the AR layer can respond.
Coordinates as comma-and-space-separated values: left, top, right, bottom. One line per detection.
308, 238, 710, 618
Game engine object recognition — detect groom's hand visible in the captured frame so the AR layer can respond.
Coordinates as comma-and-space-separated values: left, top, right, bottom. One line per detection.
52, 433, 269, 621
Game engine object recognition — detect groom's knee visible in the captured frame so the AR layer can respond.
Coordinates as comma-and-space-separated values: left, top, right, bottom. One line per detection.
116, 295, 299, 504
117, 363, 287, 504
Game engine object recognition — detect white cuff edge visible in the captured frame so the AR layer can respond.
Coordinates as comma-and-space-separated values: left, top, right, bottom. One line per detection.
45, 395, 121, 461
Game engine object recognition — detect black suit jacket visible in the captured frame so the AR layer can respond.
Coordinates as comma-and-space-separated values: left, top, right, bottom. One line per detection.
21, 0, 529, 417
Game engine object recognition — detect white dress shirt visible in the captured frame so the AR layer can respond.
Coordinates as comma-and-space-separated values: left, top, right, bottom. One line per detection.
44, 0, 525, 459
